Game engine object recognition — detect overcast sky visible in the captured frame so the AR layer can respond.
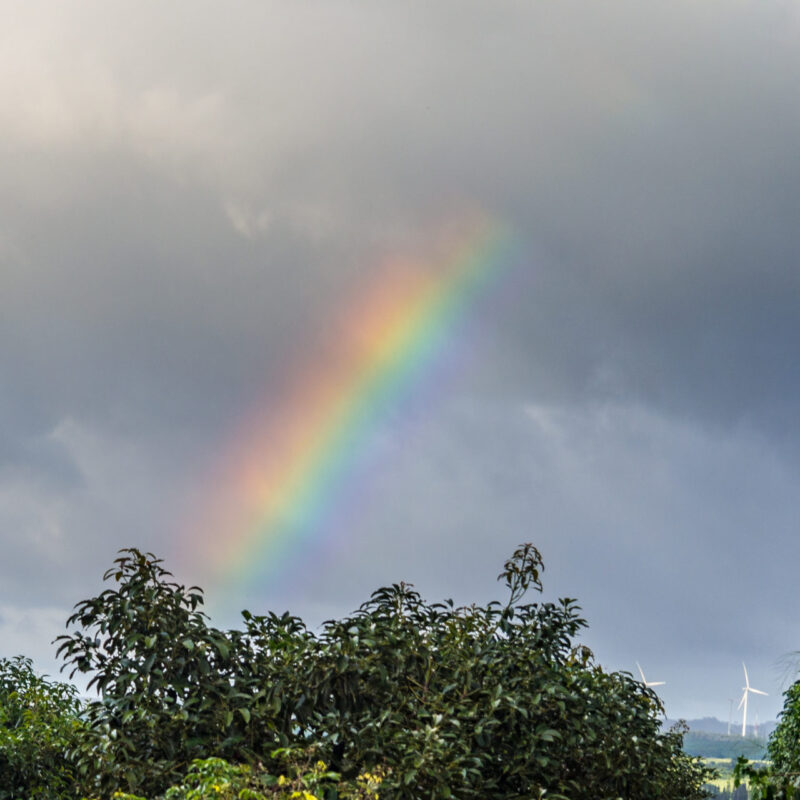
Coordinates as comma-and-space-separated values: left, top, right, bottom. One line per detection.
3, 0, 800, 724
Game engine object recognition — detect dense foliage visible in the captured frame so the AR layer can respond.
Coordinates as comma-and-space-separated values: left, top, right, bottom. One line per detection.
116, 753, 385, 800
0, 655, 83, 799
0, 544, 713, 798
56, 550, 252, 793
768, 680, 800, 784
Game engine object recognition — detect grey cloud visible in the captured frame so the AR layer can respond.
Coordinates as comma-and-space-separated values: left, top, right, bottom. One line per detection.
0, 428, 84, 490
2, 0, 800, 721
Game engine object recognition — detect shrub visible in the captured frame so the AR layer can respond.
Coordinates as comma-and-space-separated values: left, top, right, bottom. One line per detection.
80, 752, 384, 800
57, 544, 711, 799
56, 551, 256, 797
0, 654, 84, 799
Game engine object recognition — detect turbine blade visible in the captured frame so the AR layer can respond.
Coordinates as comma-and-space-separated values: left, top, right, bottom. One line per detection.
749, 688, 768, 696
637, 662, 646, 683
647, 681, 666, 687
743, 662, 750, 689
737, 693, 746, 710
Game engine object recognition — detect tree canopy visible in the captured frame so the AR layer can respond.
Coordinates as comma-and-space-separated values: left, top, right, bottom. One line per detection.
0, 655, 82, 799
0, 544, 713, 798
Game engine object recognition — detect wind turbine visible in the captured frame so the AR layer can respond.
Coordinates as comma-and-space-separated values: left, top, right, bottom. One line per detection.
738, 662, 767, 737
636, 662, 665, 688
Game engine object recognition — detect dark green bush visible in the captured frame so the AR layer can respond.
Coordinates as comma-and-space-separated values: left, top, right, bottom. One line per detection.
0, 654, 83, 799
56, 550, 255, 796
53, 544, 711, 799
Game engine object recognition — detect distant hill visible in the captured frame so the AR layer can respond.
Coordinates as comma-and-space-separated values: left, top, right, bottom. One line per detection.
680, 730, 767, 760
662, 717, 776, 760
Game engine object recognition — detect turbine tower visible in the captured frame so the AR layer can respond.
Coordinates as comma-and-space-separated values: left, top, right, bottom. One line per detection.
636, 662, 665, 688
738, 662, 767, 737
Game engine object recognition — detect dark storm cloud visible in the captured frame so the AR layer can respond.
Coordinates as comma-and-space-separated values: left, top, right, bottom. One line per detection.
4, 0, 800, 440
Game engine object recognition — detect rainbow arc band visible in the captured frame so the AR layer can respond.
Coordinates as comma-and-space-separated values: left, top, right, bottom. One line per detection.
187, 217, 518, 594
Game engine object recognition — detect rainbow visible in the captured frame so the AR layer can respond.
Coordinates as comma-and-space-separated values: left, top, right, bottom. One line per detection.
184, 214, 517, 595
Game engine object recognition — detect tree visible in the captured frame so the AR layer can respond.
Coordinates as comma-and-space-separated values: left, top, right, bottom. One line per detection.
743, 679, 800, 798
0, 655, 83, 799
251, 543, 711, 799
56, 549, 254, 796
57, 544, 712, 799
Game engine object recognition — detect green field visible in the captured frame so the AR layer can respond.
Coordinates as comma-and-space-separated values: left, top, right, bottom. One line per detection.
700, 758, 770, 799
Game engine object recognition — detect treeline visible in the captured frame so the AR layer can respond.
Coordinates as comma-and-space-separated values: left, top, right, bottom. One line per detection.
1, 545, 712, 799
683, 732, 767, 761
